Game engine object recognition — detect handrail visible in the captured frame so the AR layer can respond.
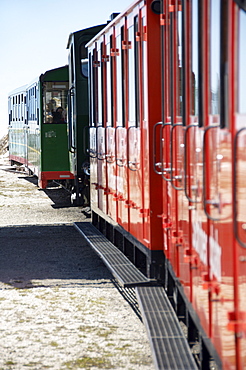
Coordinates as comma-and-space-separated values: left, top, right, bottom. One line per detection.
96, 125, 106, 161
68, 86, 75, 153
115, 125, 125, 167
202, 125, 220, 221
153, 122, 163, 175
88, 126, 97, 158
184, 124, 199, 203
170, 123, 183, 190
161, 123, 172, 182
105, 125, 115, 164
127, 126, 139, 171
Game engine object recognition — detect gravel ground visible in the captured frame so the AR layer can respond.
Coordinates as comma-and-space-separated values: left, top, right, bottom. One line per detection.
0, 153, 154, 370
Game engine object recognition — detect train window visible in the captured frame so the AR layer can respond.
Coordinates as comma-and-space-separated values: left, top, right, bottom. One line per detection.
116, 32, 123, 126
238, 9, 246, 114
92, 48, 99, 125
100, 42, 106, 126
43, 82, 69, 124
109, 34, 114, 126
81, 59, 88, 78
88, 52, 93, 126
97, 45, 103, 125
80, 41, 88, 78
128, 24, 136, 126
121, 26, 126, 127
177, 8, 183, 119
106, 38, 112, 126
69, 46, 75, 83
134, 16, 140, 128
220, 1, 229, 128
210, 0, 220, 116
191, 0, 199, 118
142, 16, 147, 122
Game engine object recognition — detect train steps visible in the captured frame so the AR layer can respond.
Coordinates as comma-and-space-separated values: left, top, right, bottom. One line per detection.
74, 221, 154, 287
74, 221, 197, 370
136, 286, 197, 370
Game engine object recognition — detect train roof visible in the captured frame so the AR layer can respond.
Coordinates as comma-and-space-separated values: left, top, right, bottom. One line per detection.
8, 65, 69, 97
86, 0, 142, 47
40, 65, 68, 82
66, 24, 106, 49
8, 84, 28, 97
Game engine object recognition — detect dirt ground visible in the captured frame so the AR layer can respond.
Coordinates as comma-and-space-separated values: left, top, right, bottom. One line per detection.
0, 151, 154, 370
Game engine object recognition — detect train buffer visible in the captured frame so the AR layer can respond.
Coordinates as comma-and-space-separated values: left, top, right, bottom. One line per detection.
74, 222, 198, 370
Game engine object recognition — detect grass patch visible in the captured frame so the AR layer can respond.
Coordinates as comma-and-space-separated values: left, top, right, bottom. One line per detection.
78, 325, 117, 339
4, 361, 16, 366
63, 356, 113, 369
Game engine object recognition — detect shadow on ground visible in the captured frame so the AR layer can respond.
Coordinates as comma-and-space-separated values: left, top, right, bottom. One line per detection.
0, 224, 111, 287
0, 223, 142, 319
19, 175, 74, 209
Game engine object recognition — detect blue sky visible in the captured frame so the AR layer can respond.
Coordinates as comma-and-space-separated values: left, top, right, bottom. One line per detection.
0, 0, 130, 136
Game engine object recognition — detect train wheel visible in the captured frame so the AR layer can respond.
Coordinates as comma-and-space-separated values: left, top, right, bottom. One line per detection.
70, 177, 90, 206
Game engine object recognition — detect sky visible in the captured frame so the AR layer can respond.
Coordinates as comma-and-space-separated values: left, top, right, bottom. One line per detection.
0, 0, 131, 136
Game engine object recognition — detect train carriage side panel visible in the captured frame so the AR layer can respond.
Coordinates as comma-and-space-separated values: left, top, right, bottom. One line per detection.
39, 66, 73, 188
143, 0, 163, 253
26, 79, 40, 176
8, 85, 28, 167
67, 24, 106, 205
87, 1, 164, 272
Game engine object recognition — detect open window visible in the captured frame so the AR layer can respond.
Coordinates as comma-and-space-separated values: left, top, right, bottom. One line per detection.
43, 82, 69, 124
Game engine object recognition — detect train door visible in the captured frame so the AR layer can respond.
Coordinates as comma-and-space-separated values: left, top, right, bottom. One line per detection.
200, 2, 245, 367
96, 38, 107, 214
161, 0, 197, 303
23, 94, 28, 167
105, 30, 117, 221
88, 46, 99, 213
176, 0, 196, 303
115, 19, 129, 231
127, 9, 144, 241
68, 40, 76, 175
232, 1, 246, 368
168, 1, 188, 285
184, 0, 210, 334
89, 42, 107, 214
139, 7, 151, 248
159, 1, 185, 279
26, 83, 40, 175
159, 0, 173, 267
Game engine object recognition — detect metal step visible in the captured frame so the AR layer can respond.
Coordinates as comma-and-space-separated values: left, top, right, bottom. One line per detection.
74, 222, 155, 287
136, 286, 198, 370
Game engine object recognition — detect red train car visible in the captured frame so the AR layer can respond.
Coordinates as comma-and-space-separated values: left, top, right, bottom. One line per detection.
87, 2, 164, 275
87, 0, 246, 368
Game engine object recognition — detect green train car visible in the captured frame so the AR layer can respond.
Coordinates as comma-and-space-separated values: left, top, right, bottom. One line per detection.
8, 24, 108, 204
8, 66, 74, 189
67, 24, 105, 205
